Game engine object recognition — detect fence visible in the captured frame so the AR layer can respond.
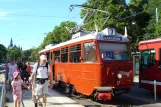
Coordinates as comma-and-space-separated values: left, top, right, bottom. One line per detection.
0, 66, 6, 107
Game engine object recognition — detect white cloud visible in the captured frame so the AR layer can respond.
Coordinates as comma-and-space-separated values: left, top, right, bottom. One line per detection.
0, 8, 31, 20
0, 17, 12, 20
0, 10, 7, 17
0, 10, 11, 20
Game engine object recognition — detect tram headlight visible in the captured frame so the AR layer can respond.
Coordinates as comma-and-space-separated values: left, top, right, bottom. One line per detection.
117, 73, 122, 79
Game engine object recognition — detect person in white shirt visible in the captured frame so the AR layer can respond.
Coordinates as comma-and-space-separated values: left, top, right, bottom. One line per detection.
30, 55, 53, 107
7, 59, 17, 90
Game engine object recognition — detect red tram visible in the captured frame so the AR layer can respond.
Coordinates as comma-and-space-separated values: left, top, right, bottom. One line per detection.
138, 38, 161, 93
39, 28, 134, 101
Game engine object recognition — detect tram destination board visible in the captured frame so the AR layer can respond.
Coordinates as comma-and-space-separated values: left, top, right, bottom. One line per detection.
103, 36, 122, 41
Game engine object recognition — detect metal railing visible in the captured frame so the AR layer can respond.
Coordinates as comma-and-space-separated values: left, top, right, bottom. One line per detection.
0, 69, 6, 107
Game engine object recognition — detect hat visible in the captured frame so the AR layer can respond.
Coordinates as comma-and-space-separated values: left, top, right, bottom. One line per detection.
40, 55, 47, 60
13, 72, 19, 79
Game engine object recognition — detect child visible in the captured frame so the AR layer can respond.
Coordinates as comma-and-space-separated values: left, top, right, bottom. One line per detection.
12, 71, 30, 107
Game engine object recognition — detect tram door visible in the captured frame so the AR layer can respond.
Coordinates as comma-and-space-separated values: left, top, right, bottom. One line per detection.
133, 55, 140, 75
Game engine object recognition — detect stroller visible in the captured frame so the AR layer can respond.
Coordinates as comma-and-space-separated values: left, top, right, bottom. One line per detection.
20, 70, 30, 84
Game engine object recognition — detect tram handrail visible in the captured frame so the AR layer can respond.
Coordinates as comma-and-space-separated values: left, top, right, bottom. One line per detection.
0, 70, 6, 107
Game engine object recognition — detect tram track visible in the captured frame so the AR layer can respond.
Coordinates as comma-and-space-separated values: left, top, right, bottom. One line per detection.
52, 87, 134, 107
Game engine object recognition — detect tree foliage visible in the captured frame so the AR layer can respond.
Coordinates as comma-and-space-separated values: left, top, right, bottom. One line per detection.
80, 0, 161, 51
39, 21, 76, 50
0, 44, 7, 62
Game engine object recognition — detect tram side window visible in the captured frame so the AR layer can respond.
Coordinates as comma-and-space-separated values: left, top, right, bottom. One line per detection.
84, 42, 97, 62
54, 50, 60, 63
141, 49, 155, 68
70, 44, 81, 63
61, 47, 68, 63
46, 52, 50, 63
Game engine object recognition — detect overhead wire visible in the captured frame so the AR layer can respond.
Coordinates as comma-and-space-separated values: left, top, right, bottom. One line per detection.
5, 13, 80, 19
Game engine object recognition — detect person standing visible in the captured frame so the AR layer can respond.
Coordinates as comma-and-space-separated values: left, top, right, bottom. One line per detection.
8, 59, 17, 90
26, 62, 32, 75
21, 61, 27, 73
30, 55, 53, 107
17, 59, 22, 71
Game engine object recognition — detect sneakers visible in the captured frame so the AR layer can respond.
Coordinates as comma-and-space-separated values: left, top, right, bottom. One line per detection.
32, 97, 42, 107
32, 97, 36, 103
38, 101, 43, 107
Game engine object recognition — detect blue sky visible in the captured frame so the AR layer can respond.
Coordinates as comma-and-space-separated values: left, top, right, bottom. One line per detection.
0, 0, 130, 50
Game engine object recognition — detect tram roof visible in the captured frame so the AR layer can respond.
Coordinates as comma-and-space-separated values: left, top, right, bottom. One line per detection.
139, 38, 161, 44
39, 28, 129, 54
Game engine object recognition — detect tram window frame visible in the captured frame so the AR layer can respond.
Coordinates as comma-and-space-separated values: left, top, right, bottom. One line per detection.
140, 49, 156, 69
54, 50, 60, 63
84, 42, 98, 62
46, 52, 50, 63
70, 44, 81, 63
61, 47, 68, 63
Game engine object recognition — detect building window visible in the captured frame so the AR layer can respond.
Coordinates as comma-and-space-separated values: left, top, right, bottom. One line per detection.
54, 50, 60, 63
84, 42, 97, 62
70, 44, 81, 63
61, 47, 68, 63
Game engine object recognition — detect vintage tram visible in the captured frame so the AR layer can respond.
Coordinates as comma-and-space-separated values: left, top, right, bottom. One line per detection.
39, 28, 134, 101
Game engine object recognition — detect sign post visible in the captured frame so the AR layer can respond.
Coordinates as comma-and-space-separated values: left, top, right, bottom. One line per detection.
154, 80, 157, 101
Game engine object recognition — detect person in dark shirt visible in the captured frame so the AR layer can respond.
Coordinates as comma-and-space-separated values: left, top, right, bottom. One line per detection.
17, 60, 22, 72
21, 61, 27, 72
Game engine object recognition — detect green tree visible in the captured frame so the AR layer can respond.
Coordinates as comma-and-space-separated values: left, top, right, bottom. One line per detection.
80, 0, 150, 51
29, 48, 39, 61
39, 21, 76, 49
21, 49, 32, 61
143, 0, 161, 39
0, 44, 7, 62
127, 0, 150, 50
80, 0, 128, 33
7, 48, 21, 61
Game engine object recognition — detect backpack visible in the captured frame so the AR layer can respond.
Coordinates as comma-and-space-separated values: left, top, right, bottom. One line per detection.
35, 62, 49, 84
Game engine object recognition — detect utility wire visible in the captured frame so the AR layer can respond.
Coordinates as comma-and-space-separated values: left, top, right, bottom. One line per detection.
6, 13, 80, 19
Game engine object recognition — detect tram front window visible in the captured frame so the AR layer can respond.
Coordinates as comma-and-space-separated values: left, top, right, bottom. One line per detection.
99, 43, 130, 60
140, 49, 155, 68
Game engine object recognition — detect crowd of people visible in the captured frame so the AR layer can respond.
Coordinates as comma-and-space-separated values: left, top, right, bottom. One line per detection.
5, 55, 53, 107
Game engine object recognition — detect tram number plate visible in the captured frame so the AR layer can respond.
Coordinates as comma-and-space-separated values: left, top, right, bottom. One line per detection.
103, 36, 122, 41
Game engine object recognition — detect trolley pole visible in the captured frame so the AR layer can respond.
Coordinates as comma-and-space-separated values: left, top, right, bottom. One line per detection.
154, 80, 157, 101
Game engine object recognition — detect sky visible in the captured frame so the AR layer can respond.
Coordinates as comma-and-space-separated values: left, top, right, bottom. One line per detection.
0, 0, 130, 50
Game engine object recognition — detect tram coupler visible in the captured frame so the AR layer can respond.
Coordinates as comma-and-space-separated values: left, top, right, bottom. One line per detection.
97, 92, 112, 101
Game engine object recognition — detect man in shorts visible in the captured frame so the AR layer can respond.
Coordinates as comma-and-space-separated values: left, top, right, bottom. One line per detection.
30, 55, 53, 107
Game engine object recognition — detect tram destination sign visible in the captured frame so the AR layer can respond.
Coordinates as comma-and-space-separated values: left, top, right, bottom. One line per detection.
103, 36, 122, 41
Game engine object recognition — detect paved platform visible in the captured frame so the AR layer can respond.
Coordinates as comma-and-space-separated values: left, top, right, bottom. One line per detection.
5, 88, 84, 107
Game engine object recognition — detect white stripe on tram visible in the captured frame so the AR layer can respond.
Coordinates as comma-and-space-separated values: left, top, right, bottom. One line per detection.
141, 80, 161, 85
